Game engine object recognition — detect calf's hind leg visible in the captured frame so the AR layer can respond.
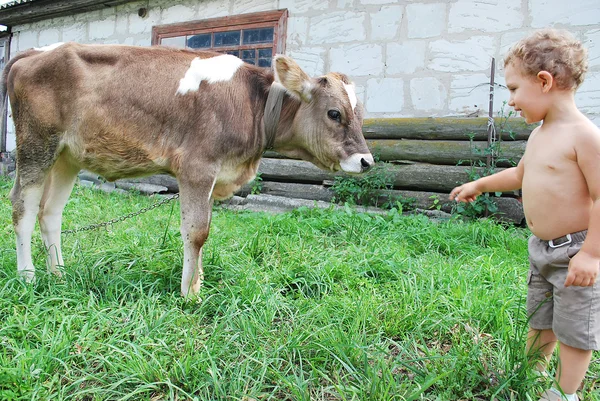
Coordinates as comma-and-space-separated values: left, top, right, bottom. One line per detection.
10, 119, 62, 282
10, 170, 45, 282
38, 153, 80, 276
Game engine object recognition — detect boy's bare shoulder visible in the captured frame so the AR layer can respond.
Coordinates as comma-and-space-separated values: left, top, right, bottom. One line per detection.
575, 116, 600, 142
528, 125, 542, 139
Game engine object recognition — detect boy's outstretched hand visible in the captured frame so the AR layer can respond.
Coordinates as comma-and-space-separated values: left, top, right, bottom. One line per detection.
449, 182, 482, 203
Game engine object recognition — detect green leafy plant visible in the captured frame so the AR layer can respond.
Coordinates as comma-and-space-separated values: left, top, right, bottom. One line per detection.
429, 194, 442, 211
330, 163, 394, 208
250, 172, 262, 195
453, 102, 518, 219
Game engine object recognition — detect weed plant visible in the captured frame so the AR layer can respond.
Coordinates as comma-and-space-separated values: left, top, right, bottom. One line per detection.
0, 177, 598, 400
454, 104, 520, 219
330, 162, 402, 209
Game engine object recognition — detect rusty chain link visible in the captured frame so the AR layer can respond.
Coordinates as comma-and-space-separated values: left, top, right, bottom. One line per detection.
61, 193, 179, 235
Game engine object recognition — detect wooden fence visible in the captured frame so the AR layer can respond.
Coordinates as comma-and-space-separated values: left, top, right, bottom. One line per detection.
104, 117, 536, 224
246, 117, 535, 224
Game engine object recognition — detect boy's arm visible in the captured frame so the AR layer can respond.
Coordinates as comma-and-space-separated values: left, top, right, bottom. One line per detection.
565, 126, 600, 287
449, 160, 524, 202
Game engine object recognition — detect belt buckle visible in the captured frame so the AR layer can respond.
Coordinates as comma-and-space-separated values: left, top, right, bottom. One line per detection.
548, 233, 572, 248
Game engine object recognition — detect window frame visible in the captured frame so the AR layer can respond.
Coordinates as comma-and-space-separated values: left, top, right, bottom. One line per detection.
151, 9, 288, 62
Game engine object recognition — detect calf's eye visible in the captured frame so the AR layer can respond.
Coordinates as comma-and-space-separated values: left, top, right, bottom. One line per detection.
327, 110, 341, 122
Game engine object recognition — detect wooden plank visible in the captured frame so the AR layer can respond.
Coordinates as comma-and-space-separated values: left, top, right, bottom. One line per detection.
0, 0, 132, 26
257, 158, 498, 192
367, 139, 525, 166
152, 9, 287, 39
362, 117, 537, 141
265, 138, 525, 166
236, 181, 524, 224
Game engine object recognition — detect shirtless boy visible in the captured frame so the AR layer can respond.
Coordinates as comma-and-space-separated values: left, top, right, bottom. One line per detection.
449, 29, 600, 401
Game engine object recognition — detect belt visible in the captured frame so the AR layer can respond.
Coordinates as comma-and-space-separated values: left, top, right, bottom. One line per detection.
547, 230, 587, 248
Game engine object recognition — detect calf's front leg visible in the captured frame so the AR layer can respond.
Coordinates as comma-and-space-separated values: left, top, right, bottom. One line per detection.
177, 178, 215, 297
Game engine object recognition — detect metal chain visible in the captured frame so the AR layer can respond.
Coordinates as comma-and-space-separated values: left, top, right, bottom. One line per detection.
61, 193, 180, 235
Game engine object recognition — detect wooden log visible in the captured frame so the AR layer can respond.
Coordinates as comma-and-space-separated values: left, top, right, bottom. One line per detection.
235, 181, 524, 225
265, 137, 525, 166
258, 158, 336, 184
258, 158, 495, 192
115, 174, 179, 193
369, 189, 524, 225
367, 139, 524, 166
362, 117, 537, 141
114, 182, 169, 195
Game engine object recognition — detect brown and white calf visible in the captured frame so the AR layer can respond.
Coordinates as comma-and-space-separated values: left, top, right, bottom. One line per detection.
3, 42, 373, 296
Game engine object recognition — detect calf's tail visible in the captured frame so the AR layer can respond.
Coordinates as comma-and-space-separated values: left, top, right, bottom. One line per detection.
1, 50, 37, 152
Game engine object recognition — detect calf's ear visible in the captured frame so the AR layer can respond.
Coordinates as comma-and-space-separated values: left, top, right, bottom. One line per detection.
273, 55, 313, 103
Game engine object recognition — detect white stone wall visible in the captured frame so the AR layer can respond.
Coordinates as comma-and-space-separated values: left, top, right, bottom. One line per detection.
4, 0, 600, 151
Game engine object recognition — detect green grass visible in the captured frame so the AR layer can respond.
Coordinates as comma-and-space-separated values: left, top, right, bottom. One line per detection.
0, 176, 598, 401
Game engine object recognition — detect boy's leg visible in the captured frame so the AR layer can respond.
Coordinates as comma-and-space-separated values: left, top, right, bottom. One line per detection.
555, 342, 592, 394
527, 328, 557, 372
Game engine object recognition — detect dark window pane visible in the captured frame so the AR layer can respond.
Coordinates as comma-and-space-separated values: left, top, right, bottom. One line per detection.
214, 30, 241, 47
258, 58, 271, 68
243, 59, 256, 65
258, 48, 272, 58
224, 50, 240, 57
243, 27, 274, 44
258, 48, 272, 68
242, 49, 255, 60
187, 34, 211, 49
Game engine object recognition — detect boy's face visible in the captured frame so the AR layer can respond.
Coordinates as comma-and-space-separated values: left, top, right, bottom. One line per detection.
505, 61, 548, 124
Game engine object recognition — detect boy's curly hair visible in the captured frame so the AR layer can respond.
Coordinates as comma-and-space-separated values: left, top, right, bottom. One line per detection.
504, 28, 588, 90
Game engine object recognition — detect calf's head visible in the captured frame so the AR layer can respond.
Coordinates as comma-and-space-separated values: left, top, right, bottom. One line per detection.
273, 55, 374, 173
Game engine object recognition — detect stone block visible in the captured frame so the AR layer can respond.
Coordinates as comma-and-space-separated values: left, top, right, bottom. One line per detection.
584, 29, 600, 68
38, 28, 60, 46
89, 16, 116, 40
330, 43, 383, 76
576, 71, 600, 116
429, 36, 495, 72
449, 0, 523, 33
197, 0, 229, 19
370, 5, 402, 41
406, 3, 446, 39
129, 7, 159, 35
232, 0, 277, 14
386, 41, 426, 74
530, 0, 599, 27
62, 22, 87, 43
280, 0, 328, 13
286, 17, 309, 48
288, 48, 326, 76
17, 30, 38, 52
410, 77, 447, 111
449, 73, 491, 115
366, 78, 404, 113
309, 11, 366, 44
162, 4, 197, 25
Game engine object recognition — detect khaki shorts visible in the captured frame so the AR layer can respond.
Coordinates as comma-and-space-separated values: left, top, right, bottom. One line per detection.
527, 230, 600, 351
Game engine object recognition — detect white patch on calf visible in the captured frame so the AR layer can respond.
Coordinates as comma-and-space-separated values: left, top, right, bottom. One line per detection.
340, 153, 374, 174
344, 83, 358, 111
35, 42, 65, 52
177, 55, 244, 95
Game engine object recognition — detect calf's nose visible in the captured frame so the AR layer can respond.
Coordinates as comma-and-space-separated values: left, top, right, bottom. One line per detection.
361, 157, 373, 172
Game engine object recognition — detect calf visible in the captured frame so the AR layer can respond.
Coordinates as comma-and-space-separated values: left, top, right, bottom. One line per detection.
3, 42, 373, 296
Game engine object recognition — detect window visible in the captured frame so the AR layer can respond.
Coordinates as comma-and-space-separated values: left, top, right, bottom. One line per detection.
152, 9, 287, 67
